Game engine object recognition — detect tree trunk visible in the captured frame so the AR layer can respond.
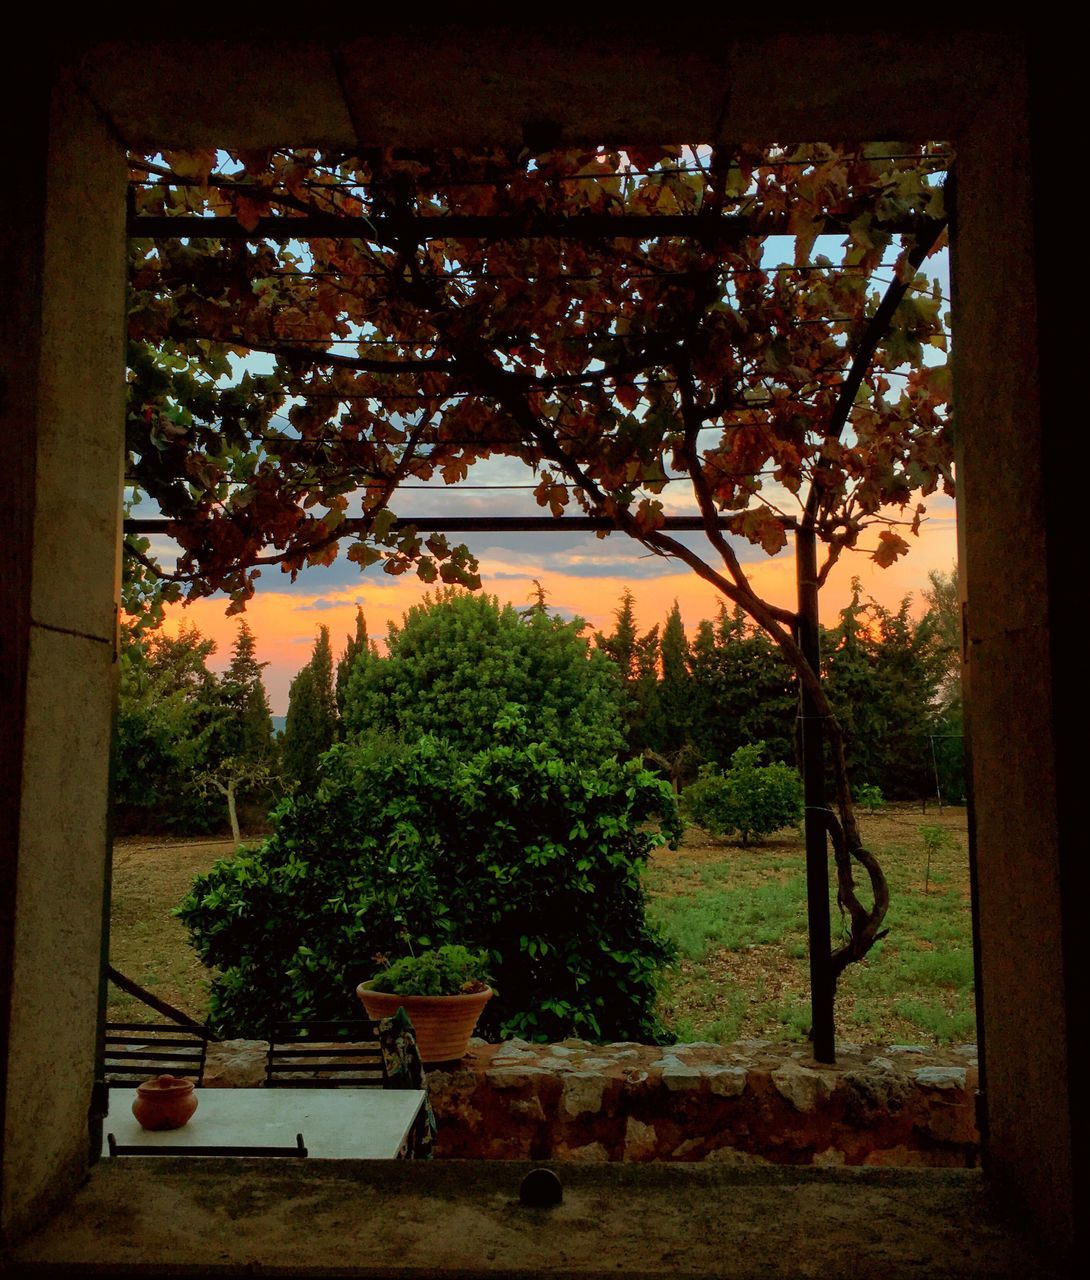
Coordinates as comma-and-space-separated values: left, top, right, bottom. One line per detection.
225, 778, 240, 845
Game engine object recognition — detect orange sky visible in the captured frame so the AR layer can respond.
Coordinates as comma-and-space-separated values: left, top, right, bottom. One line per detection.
162, 504, 957, 715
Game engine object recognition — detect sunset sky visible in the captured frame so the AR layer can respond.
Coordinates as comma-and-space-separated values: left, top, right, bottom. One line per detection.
156, 477, 958, 716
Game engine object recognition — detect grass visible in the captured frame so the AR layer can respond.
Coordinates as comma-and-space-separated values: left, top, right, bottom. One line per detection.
647, 803, 976, 1048
106, 836, 235, 1023
107, 804, 976, 1049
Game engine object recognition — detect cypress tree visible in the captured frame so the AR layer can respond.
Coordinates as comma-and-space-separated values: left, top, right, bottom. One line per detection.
282, 626, 338, 792
335, 606, 373, 725
658, 601, 691, 755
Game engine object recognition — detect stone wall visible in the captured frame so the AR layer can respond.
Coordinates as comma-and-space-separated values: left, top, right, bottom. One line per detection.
204, 1038, 979, 1167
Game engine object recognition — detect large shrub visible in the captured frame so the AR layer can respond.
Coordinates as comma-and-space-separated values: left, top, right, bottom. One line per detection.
177, 717, 679, 1042
682, 742, 803, 846
341, 589, 625, 767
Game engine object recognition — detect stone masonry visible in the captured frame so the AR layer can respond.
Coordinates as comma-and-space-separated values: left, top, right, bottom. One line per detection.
203, 1037, 979, 1166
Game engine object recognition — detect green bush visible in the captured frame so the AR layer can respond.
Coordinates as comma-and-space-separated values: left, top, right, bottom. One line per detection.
368, 945, 492, 997
342, 589, 625, 767
682, 742, 803, 846
177, 716, 679, 1042
856, 784, 885, 813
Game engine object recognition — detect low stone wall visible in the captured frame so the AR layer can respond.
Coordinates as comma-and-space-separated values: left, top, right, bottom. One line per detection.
203, 1037, 979, 1167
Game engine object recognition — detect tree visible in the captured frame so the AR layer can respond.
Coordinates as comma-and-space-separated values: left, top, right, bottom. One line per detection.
125, 143, 952, 980
114, 617, 280, 836
658, 600, 692, 755
919, 565, 961, 718
178, 722, 678, 1041
217, 620, 274, 762
282, 626, 337, 792
594, 590, 661, 756
687, 604, 796, 767
334, 606, 374, 725
113, 622, 221, 831
682, 742, 803, 846
821, 580, 943, 800
637, 600, 700, 791
198, 620, 276, 842
342, 589, 624, 766
918, 565, 965, 801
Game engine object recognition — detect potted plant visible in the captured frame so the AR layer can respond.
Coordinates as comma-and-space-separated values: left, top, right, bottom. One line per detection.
356, 945, 494, 1065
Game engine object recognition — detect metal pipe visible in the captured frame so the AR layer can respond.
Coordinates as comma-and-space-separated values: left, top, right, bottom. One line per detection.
796, 524, 836, 1064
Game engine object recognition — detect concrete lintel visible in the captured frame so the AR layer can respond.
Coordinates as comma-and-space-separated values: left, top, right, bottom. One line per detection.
72, 25, 1015, 151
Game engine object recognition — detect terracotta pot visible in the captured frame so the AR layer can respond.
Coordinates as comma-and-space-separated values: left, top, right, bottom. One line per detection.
132, 1074, 199, 1130
356, 983, 492, 1064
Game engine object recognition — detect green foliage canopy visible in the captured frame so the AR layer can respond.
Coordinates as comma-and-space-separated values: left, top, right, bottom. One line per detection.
177, 721, 679, 1042
342, 589, 625, 766
114, 620, 276, 832
682, 743, 804, 846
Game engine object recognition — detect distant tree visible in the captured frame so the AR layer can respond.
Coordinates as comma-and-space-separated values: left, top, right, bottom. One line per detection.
199, 620, 277, 841
688, 604, 796, 767
658, 601, 692, 754
821, 581, 943, 800
639, 600, 700, 790
217, 620, 275, 762
522, 579, 550, 618
334, 607, 375, 726
918, 565, 965, 801
282, 626, 338, 792
113, 623, 222, 831
595, 590, 661, 755
919, 566, 961, 717
343, 589, 624, 765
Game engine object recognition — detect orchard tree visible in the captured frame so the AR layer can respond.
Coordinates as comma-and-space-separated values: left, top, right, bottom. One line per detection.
124, 142, 952, 982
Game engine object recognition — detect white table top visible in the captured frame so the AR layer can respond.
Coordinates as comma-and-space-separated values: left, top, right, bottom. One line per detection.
103, 1087, 425, 1160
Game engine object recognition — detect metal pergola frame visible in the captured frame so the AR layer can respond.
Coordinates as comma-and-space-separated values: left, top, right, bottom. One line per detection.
120, 192, 929, 1065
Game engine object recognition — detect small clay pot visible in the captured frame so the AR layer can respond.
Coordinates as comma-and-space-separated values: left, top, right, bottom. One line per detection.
132, 1075, 199, 1130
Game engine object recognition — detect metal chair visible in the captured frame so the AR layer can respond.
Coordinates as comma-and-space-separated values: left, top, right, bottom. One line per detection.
264, 1019, 387, 1088
265, 1013, 436, 1157
102, 1021, 210, 1086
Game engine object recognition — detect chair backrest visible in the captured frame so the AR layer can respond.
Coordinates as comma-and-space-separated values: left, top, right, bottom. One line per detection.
265, 1019, 387, 1088
102, 1022, 209, 1086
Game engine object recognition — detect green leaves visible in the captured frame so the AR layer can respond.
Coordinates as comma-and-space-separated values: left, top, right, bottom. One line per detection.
340, 589, 625, 767
682, 744, 803, 846
178, 723, 679, 1042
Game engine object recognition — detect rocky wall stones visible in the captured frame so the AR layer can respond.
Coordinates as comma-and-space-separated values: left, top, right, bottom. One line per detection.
202, 1037, 979, 1167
